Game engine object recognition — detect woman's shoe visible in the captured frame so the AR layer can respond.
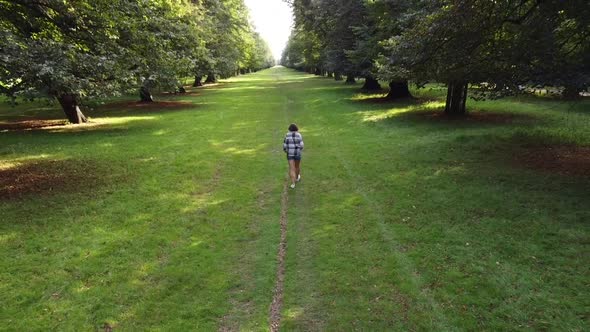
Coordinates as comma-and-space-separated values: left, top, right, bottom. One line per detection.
290, 183, 296, 189
297, 174, 301, 182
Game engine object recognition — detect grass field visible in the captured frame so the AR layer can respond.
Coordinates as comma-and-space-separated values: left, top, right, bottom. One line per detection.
1, 67, 589, 330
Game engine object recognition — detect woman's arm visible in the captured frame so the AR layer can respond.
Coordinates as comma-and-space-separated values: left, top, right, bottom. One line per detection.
298, 133, 304, 150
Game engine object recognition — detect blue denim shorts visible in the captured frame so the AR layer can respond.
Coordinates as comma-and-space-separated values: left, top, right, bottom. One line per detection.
287, 155, 301, 161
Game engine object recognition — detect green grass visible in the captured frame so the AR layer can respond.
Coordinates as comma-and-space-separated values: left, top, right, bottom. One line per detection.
1, 67, 589, 330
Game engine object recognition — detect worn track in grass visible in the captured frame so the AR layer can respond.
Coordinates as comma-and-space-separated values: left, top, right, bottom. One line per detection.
269, 182, 289, 331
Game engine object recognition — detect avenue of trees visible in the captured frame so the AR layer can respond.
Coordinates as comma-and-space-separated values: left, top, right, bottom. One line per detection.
0, 0, 275, 123
281, 0, 590, 115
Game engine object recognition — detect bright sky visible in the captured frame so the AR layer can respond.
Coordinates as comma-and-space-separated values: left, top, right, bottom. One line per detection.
244, 0, 294, 61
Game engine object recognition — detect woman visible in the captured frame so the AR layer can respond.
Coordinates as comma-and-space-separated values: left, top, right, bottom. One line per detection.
283, 123, 304, 189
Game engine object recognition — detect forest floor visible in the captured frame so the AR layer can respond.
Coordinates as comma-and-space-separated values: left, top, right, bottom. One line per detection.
1, 67, 589, 330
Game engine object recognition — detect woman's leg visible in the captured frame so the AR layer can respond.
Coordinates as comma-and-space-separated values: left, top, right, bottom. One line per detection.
288, 159, 297, 184
294, 160, 301, 179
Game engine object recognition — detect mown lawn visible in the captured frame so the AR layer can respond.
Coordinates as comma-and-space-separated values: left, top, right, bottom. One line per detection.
1, 67, 589, 330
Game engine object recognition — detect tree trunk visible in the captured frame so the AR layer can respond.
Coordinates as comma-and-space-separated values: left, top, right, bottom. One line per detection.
334, 72, 343, 81
57, 94, 88, 124
205, 73, 216, 84
444, 81, 468, 115
193, 75, 203, 87
139, 86, 153, 102
562, 85, 581, 99
327, 72, 333, 78
178, 86, 186, 94
362, 76, 381, 90
386, 81, 412, 99
314, 67, 322, 76
345, 74, 356, 84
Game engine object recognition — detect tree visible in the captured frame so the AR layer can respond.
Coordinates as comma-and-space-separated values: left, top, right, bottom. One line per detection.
0, 0, 203, 121
0, 0, 272, 122
285, 0, 350, 76
0, 0, 134, 123
380, 0, 590, 114
247, 32, 275, 72
126, 0, 202, 102
320, 0, 364, 83
198, 0, 258, 83
281, 27, 322, 73
284, 0, 389, 91
364, 0, 415, 98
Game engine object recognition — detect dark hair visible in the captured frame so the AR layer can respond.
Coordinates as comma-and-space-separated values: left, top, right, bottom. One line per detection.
288, 123, 299, 132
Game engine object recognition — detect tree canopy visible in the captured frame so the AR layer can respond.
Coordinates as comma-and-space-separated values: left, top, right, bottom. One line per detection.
0, 0, 275, 123
282, 0, 590, 114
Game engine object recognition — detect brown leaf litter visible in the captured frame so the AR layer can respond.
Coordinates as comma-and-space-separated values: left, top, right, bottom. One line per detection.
515, 145, 590, 177
0, 159, 107, 200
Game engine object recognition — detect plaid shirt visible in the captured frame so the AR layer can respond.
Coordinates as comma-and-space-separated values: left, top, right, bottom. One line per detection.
283, 131, 304, 157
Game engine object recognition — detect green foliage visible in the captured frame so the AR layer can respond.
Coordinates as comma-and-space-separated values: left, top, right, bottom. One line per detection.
281, 27, 322, 71
284, 0, 589, 100
283, 0, 403, 79
197, 0, 274, 79
282, 0, 357, 74
247, 32, 275, 71
323, 0, 368, 76
0, 0, 138, 99
379, 0, 590, 96
0, 0, 209, 99
0, 0, 275, 114
124, 0, 204, 92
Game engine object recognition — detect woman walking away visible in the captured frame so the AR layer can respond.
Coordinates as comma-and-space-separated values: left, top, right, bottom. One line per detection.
283, 123, 304, 189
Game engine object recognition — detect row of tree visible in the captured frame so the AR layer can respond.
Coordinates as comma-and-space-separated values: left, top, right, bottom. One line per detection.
0, 0, 275, 123
281, 0, 589, 114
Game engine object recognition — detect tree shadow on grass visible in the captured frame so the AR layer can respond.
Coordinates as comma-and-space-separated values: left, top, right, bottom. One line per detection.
0, 116, 160, 135
220, 80, 305, 90
396, 109, 538, 125
94, 100, 198, 117
355, 98, 541, 131
348, 93, 425, 109
223, 76, 315, 86
411, 129, 590, 195
354, 95, 419, 104
0, 98, 207, 134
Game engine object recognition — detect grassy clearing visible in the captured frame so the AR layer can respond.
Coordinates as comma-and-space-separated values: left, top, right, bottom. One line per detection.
1, 67, 589, 330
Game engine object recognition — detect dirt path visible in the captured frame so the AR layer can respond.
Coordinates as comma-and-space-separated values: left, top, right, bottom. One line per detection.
269, 182, 289, 331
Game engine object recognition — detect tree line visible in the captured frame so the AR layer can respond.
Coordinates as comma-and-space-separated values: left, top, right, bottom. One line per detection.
0, 0, 275, 123
281, 0, 589, 115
